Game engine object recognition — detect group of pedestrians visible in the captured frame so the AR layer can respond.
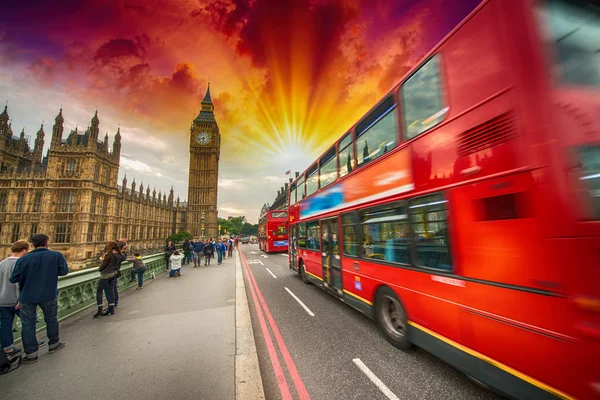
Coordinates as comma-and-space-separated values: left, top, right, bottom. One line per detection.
163, 237, 236, 276
0, 234, 68, 364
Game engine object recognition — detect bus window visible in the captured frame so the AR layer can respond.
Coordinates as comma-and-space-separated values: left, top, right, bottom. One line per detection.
342, 213, 359, 257
306, 165, 318, 196
298, 222, 307, 248
360, 204, 411, 264
338, 133, 354, 178
409, 193, 452, 271
289, 184, 297, 206
297, 176, 306, 200
306, 221, 320, 251
401, 55, 448, 139
319, 147, 337, 189
356, 96, 398, 168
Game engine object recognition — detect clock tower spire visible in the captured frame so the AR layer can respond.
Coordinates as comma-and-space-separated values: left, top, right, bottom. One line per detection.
187, 83, 220, 238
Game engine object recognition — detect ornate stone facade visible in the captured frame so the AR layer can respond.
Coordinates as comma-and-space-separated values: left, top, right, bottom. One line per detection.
0, 104, 187, 268
187, 85, 220, 238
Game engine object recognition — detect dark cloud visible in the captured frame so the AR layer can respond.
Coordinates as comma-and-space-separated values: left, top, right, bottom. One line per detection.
93, 37, 148, 64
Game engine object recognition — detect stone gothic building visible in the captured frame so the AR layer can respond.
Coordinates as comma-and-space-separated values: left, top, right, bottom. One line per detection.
0, 104, 188, 268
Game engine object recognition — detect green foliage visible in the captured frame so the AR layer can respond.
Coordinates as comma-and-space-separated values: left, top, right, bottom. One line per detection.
217, 217, 258, 235
166, 231, 193, 243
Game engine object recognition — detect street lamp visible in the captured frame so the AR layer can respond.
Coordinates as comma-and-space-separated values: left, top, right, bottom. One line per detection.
201, 211, 206, 239
218, 224, 221, 238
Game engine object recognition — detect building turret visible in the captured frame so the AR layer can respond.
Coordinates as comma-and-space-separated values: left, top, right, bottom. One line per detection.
153, 187, 156, 199
87, 110, 100, 150
51, 108, 64, 147
103, 132, 109, 152
34, 123, 45, 162
169, 186, 174, 204
0, 104, 9, 135
113, 127, 121, 156
146, 186, 150, 198
131, 178, 136, 194
139, 182, 144, 197
122, 174, 127, 190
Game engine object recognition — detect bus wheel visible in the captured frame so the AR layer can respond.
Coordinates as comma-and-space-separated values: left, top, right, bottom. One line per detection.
375, 287, 410, 350
299, 261, 309, 284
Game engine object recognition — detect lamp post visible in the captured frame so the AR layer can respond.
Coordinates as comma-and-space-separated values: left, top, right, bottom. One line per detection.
201, 211, 206, 239
218, 224, 221, 237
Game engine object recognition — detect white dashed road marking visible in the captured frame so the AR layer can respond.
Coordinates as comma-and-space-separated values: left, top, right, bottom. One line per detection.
353, 358, 400, 400
265, 268, 277, 278
284, 287, 315, 317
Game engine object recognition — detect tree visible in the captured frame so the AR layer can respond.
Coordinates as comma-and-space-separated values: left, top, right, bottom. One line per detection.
240, 223, 258, 235
166, 231, 193, 243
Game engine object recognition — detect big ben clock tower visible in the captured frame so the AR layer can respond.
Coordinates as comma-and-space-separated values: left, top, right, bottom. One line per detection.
188, 84, 220, 238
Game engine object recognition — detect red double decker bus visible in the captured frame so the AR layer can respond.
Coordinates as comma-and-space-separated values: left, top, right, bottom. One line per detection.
287, 1, 599, 398
258, 210, 289, 253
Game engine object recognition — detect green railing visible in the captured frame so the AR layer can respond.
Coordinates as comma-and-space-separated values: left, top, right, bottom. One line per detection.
12, 252, 168, 340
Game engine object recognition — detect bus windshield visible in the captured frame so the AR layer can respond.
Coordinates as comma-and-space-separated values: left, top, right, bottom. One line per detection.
577, 146, 600, 220
539, 0, 600, 87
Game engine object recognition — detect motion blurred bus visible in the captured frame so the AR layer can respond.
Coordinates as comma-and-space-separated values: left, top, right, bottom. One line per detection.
287, 0, 599, 398
258, 210, 289, 253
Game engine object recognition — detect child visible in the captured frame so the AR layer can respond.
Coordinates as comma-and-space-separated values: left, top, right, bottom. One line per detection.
128, 252, 147, 289
169, 250, 183, 277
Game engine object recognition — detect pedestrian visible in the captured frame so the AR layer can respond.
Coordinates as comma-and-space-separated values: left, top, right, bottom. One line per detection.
104, 238, 127, 309
0, 241, 30, 356
216, 238, 226, 265
169, 250, 183, 277
94, 241, 123, 318
228, 238, 234, 257
193, 238, 204, 268
203, 239, 214, 266
9, 234, 68, 364
127, 252, 146, 289
164, 240, 176, 270
183, 238, 192, 265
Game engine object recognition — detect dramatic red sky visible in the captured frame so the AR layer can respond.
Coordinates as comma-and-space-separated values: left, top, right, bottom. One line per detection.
0, 0, 480, 222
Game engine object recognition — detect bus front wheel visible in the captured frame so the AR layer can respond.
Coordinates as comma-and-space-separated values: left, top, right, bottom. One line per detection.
375, 287, 411, 350
299, 261, 309, 284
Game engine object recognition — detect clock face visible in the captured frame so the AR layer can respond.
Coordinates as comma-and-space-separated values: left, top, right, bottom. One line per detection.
195, 132, 211, 145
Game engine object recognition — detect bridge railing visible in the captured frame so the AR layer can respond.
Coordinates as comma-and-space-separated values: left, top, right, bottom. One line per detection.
12, 252, 168, 340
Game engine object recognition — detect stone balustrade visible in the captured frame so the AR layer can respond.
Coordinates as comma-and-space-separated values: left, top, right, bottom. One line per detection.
12, 252, 168, 340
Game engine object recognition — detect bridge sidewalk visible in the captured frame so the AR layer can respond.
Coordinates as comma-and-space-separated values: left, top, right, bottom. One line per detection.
0, 250, 263, 400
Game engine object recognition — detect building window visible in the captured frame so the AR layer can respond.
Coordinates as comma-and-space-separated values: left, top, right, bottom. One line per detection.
360, 204, 411, 264
54, 223, 72, 244
66, 159, 77, 174
30, 223, 38, 238
401, 55, 447, 139
99, 224, 106, 243
58, 191, 76, 213
306, 221, 320, 251
16, 192, 25, 213
338, 133, 354, 178
105, 168, 110, 185
342, 213, 359, 257
122, 227, 128, 240
319, 147, 337, 189
116, 201, 121, 217
11, 224, 20, 243
90, 194, 97, 214
94, 163, 100, 181
409, 193, 452, 270
101, 195, 108, 215
87, 223, 95, 242
356, 96, 397, 168
305, 164, 318, 197
0, 191, 7, 213
32, 192, 42, 212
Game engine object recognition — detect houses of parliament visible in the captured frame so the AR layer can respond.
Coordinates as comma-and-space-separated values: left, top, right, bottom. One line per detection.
0, 86, 221, 268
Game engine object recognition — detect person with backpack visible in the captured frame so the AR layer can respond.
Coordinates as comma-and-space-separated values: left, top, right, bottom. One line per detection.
0, 241, 30, 356
182, 239, 192, 265
128, 252, 146, 289
9, 234, 68, 363
193, 239, 204, 267
227, 238, 234, 257
203, 239, 214, 266
94, 241, 123, 318
164, 240, 176, 271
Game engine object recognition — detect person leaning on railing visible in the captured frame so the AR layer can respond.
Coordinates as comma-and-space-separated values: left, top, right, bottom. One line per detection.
93, 241, 124, 318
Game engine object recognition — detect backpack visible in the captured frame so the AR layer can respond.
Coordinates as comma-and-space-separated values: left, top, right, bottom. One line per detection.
0, 351, 21, 375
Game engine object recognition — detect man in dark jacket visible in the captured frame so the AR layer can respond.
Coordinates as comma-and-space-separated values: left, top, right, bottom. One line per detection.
9, 234, 68, 363
193, 239, 204, 268
203, 240, 214, 266
182, 239, 192, 265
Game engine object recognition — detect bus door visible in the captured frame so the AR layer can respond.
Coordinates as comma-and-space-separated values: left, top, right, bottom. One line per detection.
322, 218, 343, 296
289, 225, 297, 272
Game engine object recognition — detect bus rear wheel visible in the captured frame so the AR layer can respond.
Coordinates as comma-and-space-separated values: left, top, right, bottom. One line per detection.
375, 287, 411, 350
299, 261, 309, 284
